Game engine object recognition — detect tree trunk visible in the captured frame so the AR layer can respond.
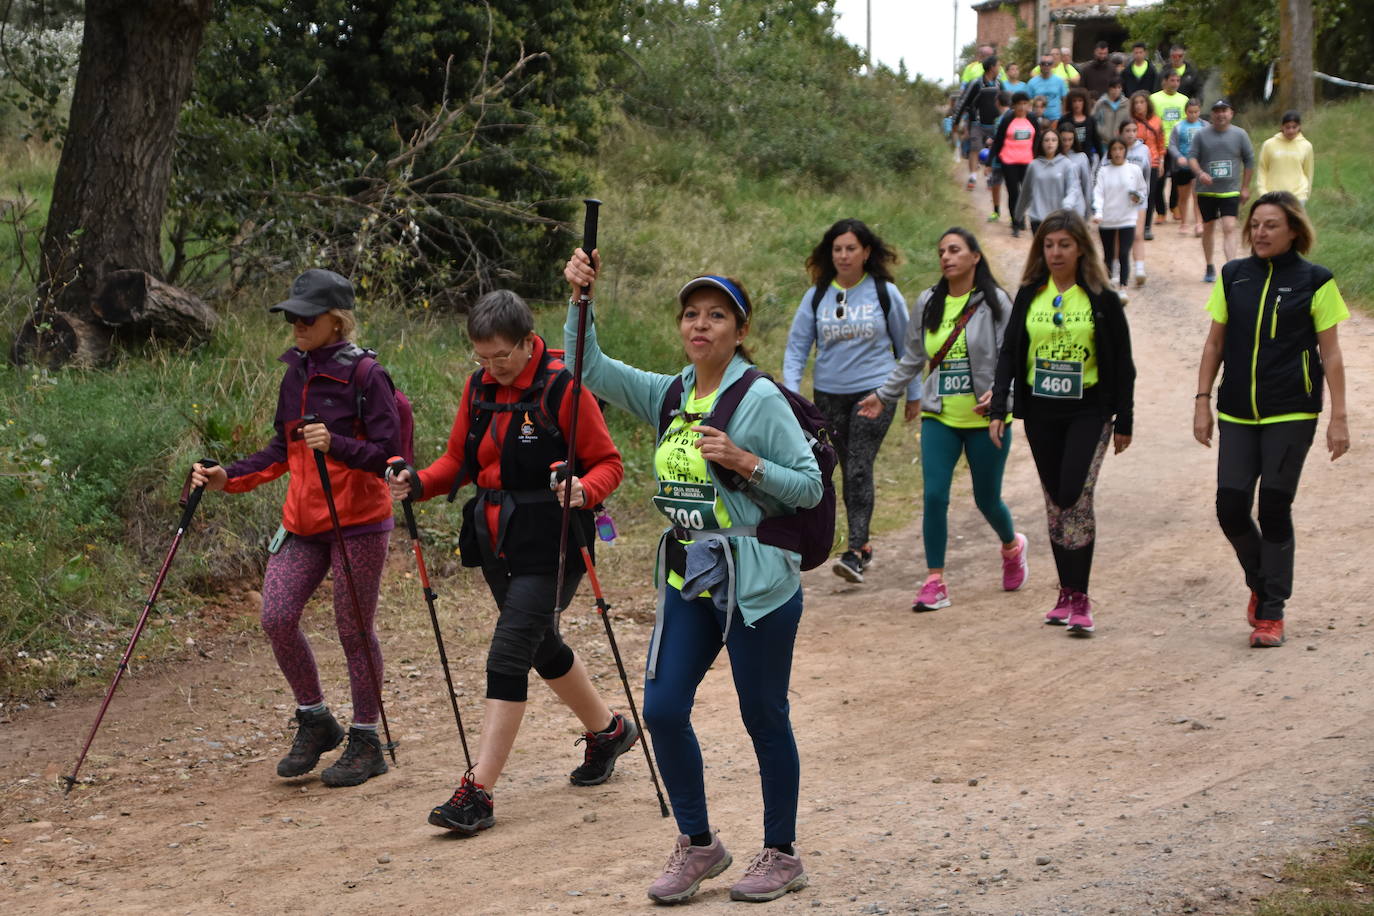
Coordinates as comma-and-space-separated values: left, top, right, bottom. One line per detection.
9, 311, 112, 369
93, 269, 218, 346
1279, 0, 1315, 114
20, 0, 214, 366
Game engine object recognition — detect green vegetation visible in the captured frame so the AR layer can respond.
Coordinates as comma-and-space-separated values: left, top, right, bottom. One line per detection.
1254, 824, 1374, 915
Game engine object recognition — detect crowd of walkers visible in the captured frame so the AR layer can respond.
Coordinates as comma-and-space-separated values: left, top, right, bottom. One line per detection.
156, 39, 1349, 909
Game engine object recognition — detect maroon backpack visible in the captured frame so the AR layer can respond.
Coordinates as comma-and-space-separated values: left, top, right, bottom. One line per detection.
656, 368, 837, 570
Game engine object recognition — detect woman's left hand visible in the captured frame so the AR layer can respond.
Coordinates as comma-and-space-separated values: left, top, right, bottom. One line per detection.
973, 390, 993, 416
301, 422, 331, 453
1327, 416, 1350, 461
692, 426, 755, 477
550, 473, 586, 508
1113, 433, 1132, 454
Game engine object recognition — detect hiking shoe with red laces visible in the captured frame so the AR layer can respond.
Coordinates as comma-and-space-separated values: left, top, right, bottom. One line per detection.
1066, 593, 1095, 636
912, 577, 950, 612
1250, 619, 1285, 648
569, 712, 639, 786
730, 847, 808, 902
647, 833, 732, 904
1045, 587, 1073, 625
1247, 590, 1260, 628
428, 775, 495, 835
1001, 533, 1029, 591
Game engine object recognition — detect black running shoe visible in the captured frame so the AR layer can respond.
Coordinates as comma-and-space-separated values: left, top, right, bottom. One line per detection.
569, 713, 639, 786
276, 707, 345, 778
832, 550, 864, 583
319, 727, 388, 787
428, 776, 495, 835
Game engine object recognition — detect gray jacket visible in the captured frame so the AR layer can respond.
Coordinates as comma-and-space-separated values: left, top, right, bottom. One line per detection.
874, 286, 1014, 416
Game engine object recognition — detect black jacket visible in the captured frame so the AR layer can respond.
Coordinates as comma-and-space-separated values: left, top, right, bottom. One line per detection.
1122, 61, 1157, 98
1160, 60, 1203, 99
957, 74, 1004, 127
1216, 249, 1334, 420
989, 279, 1136, 435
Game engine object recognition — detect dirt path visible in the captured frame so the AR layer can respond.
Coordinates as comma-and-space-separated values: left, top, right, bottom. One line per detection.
3, 192, 1373, 916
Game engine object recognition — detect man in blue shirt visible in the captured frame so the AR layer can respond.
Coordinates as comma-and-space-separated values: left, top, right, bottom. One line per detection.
1026, 55, 1068, 126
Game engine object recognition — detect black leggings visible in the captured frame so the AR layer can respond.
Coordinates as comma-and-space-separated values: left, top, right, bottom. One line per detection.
1215, 419, 1316, 620
1002, 162, 1029, 229
1022, 413, 1113, 593
1148, 168, 1166, 223
481, 567, 581, 701
1098, 226, 1136, 287
813, 389, 896, 549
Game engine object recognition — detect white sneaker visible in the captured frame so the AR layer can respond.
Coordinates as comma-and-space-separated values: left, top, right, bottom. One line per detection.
1133, 263, 1146, 287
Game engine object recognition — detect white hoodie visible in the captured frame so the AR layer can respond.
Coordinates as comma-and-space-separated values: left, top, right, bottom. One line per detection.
1093, 161, 1149, 229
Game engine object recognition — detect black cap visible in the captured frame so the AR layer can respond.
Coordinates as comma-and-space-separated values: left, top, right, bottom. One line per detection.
268, 268, 355, 317
1211, 98, 1233, 110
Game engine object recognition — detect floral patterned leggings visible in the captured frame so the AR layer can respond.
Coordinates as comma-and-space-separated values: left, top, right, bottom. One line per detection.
260, 531, 389, 723
1022, 415, 1112, 594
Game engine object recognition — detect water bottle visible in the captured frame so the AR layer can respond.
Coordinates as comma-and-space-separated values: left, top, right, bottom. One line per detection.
594, 507, 618, 542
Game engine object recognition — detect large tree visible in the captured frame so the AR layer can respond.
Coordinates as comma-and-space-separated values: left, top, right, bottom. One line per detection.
12, 0, 213, 367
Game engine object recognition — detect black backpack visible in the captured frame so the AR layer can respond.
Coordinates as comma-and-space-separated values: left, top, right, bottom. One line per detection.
657, 368, 837, 570
810, 278, 899, 357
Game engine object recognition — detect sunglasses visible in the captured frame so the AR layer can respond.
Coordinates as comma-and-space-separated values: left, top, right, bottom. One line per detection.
1052, 294, 1066, 326
284, 312, 320, 326
834, 288, 847, 321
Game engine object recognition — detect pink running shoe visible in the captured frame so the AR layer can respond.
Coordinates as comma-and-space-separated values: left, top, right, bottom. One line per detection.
1066, 592, 1095, 635
730, 847, 808, 902
647, 833, 732, 904
1001, 533, 1028, 591
912, 577, 950, 612
1045, 587, 1073, 625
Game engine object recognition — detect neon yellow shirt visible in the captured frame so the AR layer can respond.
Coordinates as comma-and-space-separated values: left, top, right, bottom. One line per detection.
1205, 276, 1349, 424
922, 292, 987, 428
655, 387, 732, 590
1052, 62, 1079, 84
1150, 89, 1187, 143
1026, 285, 1097, 397
1131, 61, 1149, 79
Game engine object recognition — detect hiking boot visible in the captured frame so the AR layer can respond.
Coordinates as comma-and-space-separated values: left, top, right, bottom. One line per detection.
1066, 593, 1095, 636
730, 847, 808, 902
912, 577, 950, 612
1250, 619, 1285, 648
647, 833, 732, 904
1203, 264, 1216, 283
276, 706, 345, 778
428, 774, 495, 834
966, 175, 976, 190
1001, 533, 1029, 591
857, 545, 874, 572
1045, 587, 1073, 625
569, 713, 639, 786
1247, 590, 1260, 628
833, 550, 865, 583
319, 727, 388, 787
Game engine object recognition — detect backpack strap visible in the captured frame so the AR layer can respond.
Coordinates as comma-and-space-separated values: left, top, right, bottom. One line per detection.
808, 281, 828, 349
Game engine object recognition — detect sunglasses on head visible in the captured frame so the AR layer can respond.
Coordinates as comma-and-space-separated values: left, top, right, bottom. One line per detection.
284, 312, 320, 326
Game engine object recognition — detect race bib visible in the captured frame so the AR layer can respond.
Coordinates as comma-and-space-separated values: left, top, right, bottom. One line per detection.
1013, 128, 1031, 140
1163, 108, 1182, 121
938, 358, 974, 397
1209, 159, 1234, 179
653, 480, 721, 531
1032, 358, 1084, 399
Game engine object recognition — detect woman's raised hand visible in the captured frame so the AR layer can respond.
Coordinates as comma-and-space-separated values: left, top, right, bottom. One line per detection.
564, 248, 601, 300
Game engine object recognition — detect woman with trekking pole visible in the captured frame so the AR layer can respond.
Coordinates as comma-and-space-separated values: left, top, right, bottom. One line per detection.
385, 289, 635, 836
782, 218, 910, 584
191, 269, 400, 787
987, 209, 1135, 636
1193, 191, 1349, 648
856, 228, 1027, 613
563, 248, 821, 903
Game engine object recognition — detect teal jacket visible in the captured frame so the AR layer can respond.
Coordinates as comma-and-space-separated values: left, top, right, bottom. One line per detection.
565, 303, 822, 625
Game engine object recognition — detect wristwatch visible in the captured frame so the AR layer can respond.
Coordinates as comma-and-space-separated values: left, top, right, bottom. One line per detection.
747, 460, 765, 487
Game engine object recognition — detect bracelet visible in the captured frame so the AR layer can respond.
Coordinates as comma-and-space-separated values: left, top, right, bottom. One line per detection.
1195, 393, 1211, 399
747, 460, 765, 486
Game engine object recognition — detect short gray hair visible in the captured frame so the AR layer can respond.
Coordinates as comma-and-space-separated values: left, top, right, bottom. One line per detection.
467, 289, 534, 344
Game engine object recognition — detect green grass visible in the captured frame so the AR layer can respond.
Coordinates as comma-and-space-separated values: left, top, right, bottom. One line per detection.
1237, 95, 1374, 310
1254, 824, 1374, 915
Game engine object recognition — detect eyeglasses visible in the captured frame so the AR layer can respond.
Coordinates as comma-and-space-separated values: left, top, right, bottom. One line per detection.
472, 342, 525, 368
284, 312, 319, 326
1052, 294, 1066, 326
834, 288, 847, 321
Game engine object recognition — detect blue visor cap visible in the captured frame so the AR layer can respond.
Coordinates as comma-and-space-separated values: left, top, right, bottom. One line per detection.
677, 275, 750, 320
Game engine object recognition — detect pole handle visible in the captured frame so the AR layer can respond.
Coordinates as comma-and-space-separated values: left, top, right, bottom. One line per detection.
178, 458, 218, 530
389, 457, 420, 539
579, 199, 601, 301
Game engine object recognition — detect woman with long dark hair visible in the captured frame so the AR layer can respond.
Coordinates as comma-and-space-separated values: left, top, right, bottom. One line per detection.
1194, 192, 1349, 648
858, 228, 1027, 612
783, 217, 910, 583
1014, 130, 1084, 235
988, 210, 1135, 635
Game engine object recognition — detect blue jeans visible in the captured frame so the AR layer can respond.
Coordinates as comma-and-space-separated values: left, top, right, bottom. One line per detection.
643, 586, 804, 846
921, 418, 1016, 569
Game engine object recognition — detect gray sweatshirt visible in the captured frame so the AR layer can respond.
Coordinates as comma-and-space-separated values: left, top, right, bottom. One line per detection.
1015, 156, 1084, 224
874, 286, 1014, 416
1190, 124, 1255, 196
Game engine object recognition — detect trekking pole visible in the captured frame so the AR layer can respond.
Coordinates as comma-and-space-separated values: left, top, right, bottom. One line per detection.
552, 197, 600, 616
387, 456, 472, 771
63, 459, 218, 796
552, 461, 670, 819
302, 416, 397, 763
